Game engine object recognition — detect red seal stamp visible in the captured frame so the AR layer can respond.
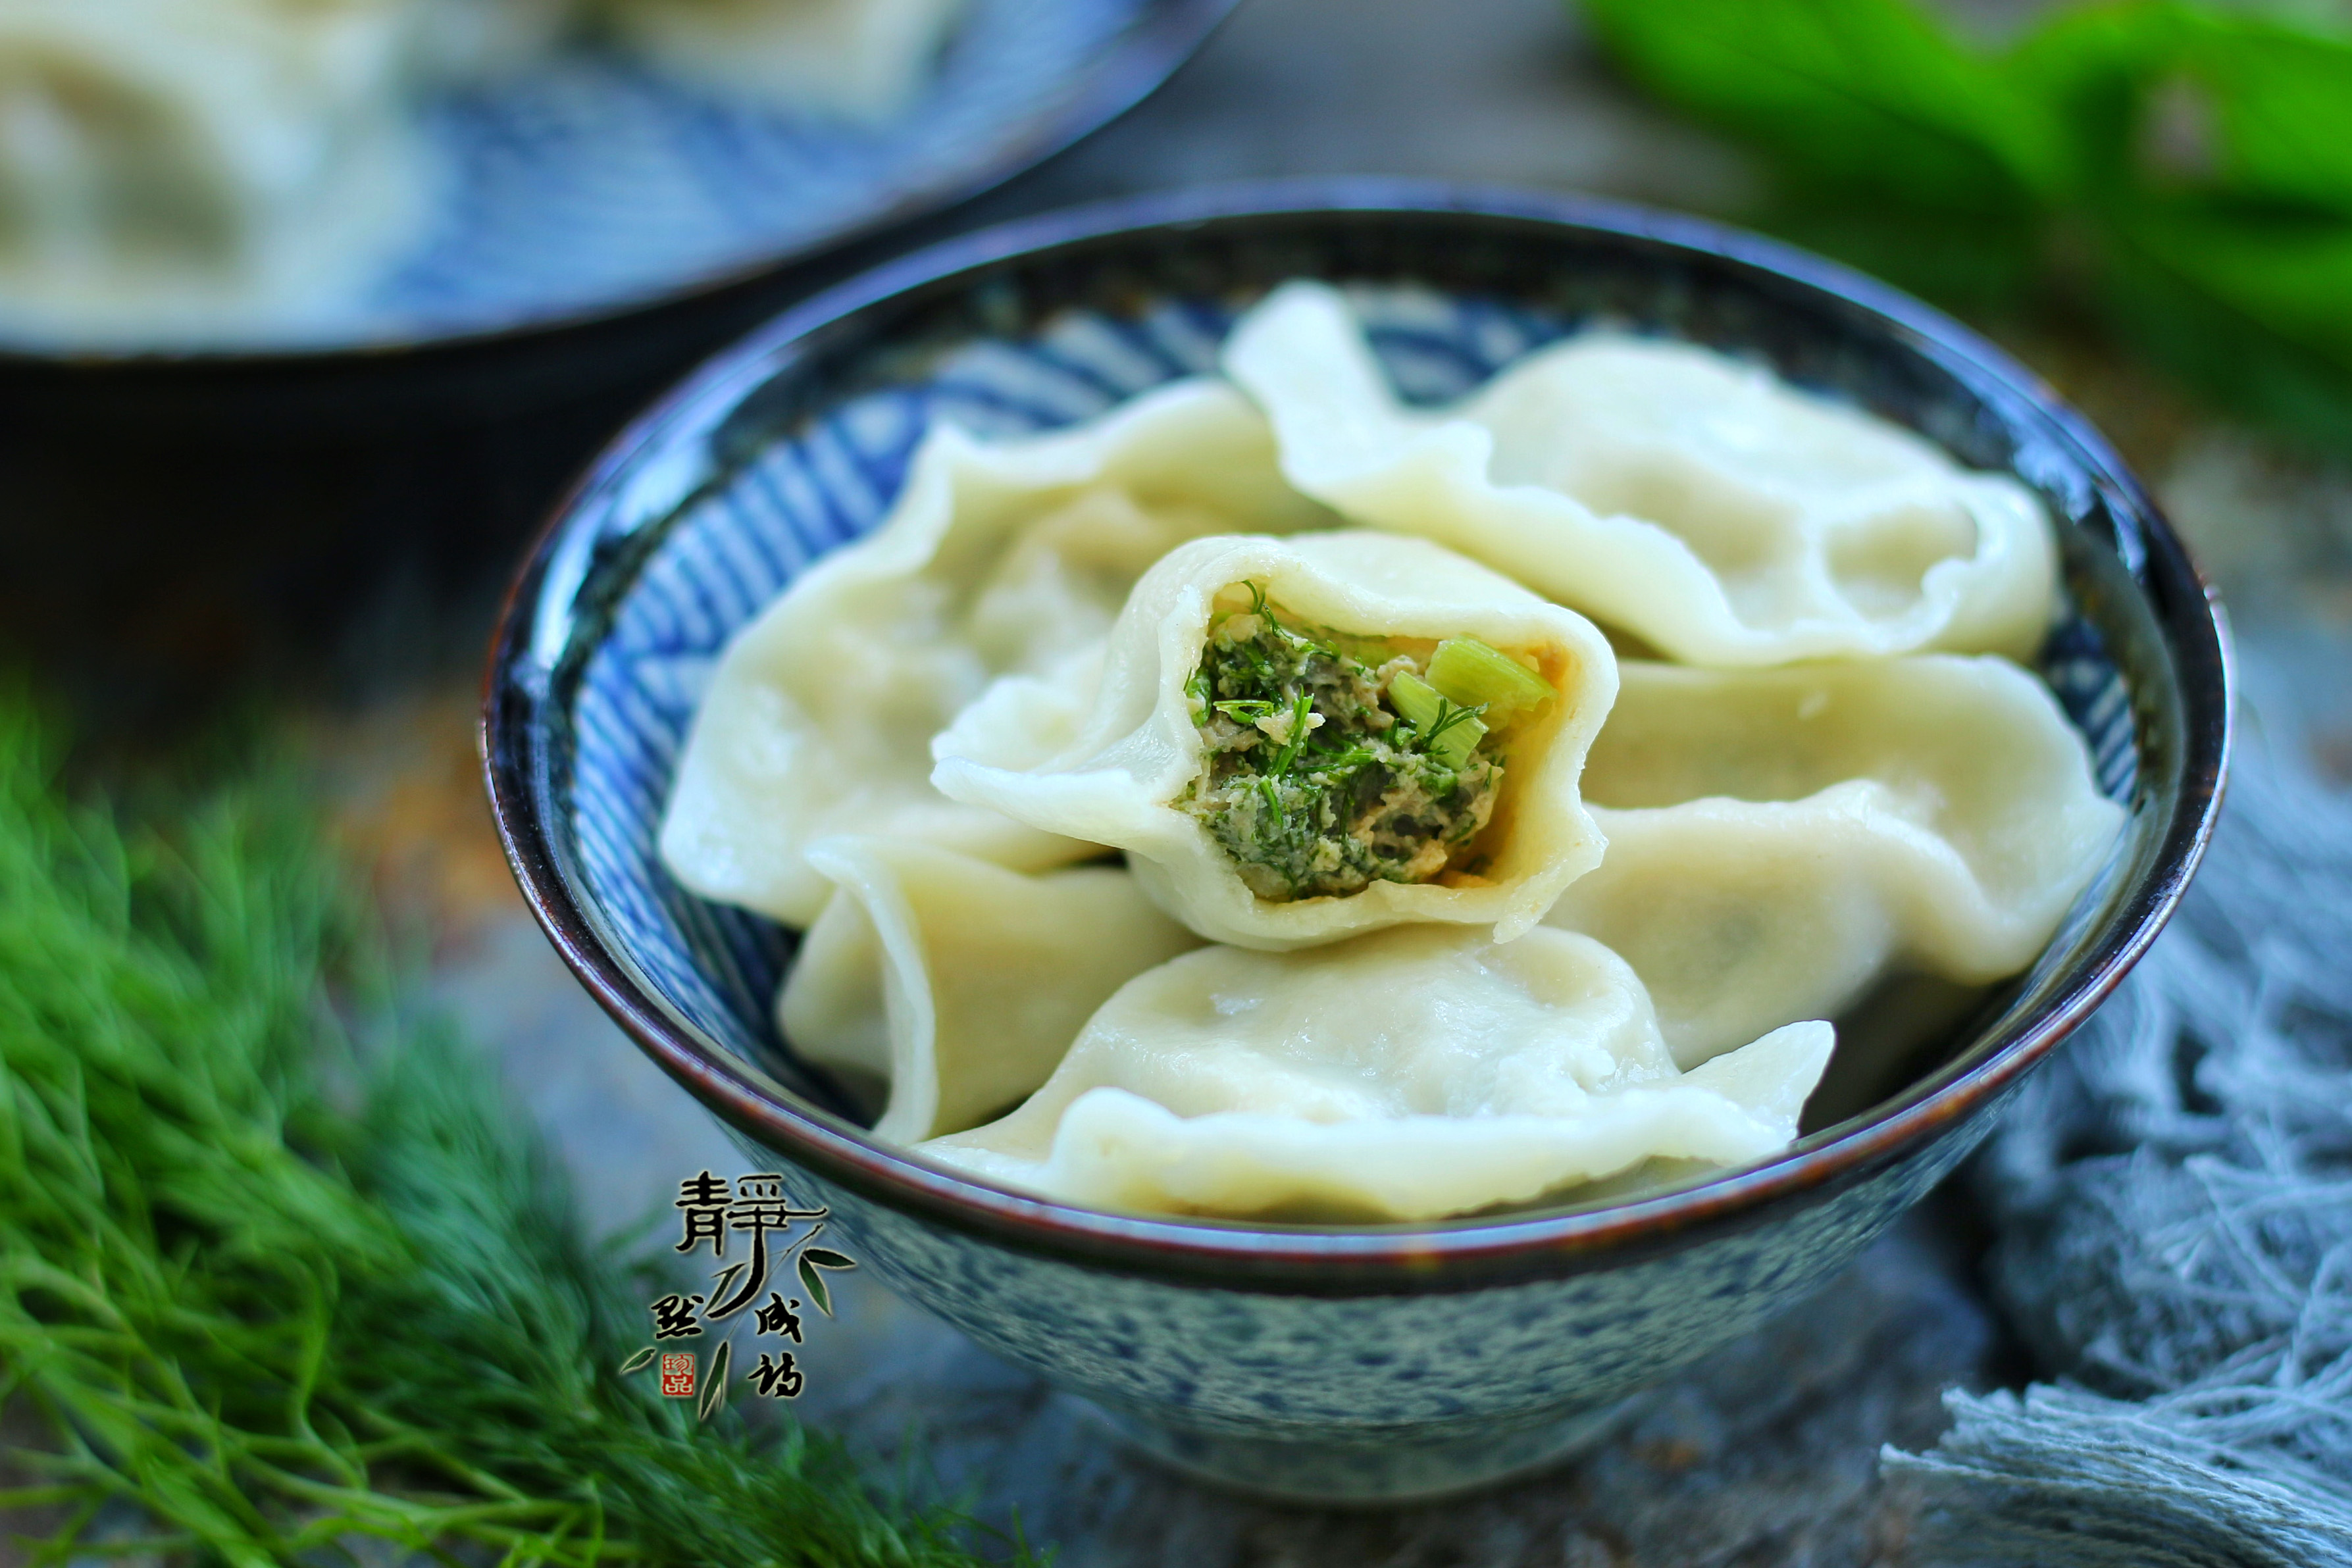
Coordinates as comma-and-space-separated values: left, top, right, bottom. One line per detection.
659, 1351, 696, 1398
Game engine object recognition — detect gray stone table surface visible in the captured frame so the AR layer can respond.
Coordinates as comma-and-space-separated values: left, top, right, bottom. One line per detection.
316, 1, 2352, 1561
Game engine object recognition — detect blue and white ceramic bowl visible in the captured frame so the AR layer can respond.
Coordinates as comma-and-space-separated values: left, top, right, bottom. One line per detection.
484, 183, 2231, 1503
0, 0, 1231, 361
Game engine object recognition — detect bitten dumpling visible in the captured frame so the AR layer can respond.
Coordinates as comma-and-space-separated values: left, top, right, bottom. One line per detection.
601, 0, 966, 120
930, 530, 1619, 950
917, 926, 1835, 1221
1545, 657, 2128, 1069
779, 838, 1200, 1144
1223, 280, 2059, 667
659, 378, 1333, 928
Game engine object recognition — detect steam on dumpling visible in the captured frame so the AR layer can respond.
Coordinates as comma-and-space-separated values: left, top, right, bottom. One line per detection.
1223, 280, 2058, 667
917, 926, 1836, 1221
659, 378, 1333, 928
931, 530, 1618, 951
779, 838, 1200, 1144
1546, 657, 2128, 1069
0, 0, 434, 341
601, 0, 967, 120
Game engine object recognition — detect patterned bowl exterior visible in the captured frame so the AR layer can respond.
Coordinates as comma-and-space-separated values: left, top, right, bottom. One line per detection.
0, 0, 1229, 356
486, 185, 2231, 1500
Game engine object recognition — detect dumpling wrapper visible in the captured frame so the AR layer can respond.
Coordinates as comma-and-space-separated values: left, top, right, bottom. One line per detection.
1547, 656, 2129, 1069
602, 0, 967, 120
930, 530, 1620, 951
661, 377, 1333, 928
919, 926, 1835, 1222
1223, 280, 2059, 667
0, 0, 434, 343
779, 838, 1201, 1144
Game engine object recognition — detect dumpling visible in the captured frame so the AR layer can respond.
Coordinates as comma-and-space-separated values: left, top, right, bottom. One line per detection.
0, 0, 432, 342
660, 377, 1333, 928
1223, 280, 2058, 667
779, 838, 1200, 1144
411, 0, 575, 82
917, 926, 1836, 1221
1545, 657, 2129, 1069
601, 0, 967, 120
931, 530, 1619, 950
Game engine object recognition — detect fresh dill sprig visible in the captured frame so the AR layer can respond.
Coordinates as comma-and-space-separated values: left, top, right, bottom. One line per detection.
1416, 696, 1486, 761
0, 692, 1027, 1568
1267, 689, 1317, 777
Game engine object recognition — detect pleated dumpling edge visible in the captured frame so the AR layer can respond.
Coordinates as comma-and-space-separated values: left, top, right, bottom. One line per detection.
1223, 279, 2059, 668
916, 926, 1837, 1223
659, 376, 1333, 929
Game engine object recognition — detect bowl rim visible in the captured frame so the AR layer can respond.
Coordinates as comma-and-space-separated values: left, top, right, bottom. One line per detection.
482, 178, 2233, 1296
0, 0, 1237, 374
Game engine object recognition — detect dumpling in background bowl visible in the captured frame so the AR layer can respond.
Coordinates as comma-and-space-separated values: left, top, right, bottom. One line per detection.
0, 0, 1228, 351
0, 0, 435, 339
600, 0, 967, 119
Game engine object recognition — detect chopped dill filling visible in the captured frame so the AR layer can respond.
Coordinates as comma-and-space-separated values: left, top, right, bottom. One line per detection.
1177, 583, 1512, 901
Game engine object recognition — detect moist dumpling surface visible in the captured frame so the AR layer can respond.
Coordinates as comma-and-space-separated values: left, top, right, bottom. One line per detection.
603, 0, 967, 120
1547, 656, 2128, 1068
0, 0, 436, 341
659, 378, 1333, 927
779, 837, 1200, 1144
919, 926, 1835, 1221
1223, 280, 2059, 667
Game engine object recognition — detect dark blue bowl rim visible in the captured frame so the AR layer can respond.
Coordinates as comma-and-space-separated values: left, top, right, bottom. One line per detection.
484, 178, 2233, 1295
0, 0, 1237, 372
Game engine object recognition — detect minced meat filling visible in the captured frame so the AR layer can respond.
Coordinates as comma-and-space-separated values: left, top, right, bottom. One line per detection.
1177, 584, 1500, 901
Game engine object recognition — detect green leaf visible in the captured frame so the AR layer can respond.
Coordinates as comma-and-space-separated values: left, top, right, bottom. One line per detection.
1579, 0, 2068, 209
2096, 201, 2352, 449
802, 1248, 858, 1272
2017, 3, 2352, 216
798, 1252, 835, 1318
619, 1345, 657, 1375
1762, 199, 2045, 308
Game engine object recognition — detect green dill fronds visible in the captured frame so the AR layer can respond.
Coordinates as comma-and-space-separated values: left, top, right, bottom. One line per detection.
1184, 666, 1215, 728
1267, 689, 1317, 776
0, 692, 1027, 1568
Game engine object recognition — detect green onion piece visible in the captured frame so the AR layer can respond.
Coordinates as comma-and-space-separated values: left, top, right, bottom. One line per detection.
1389, 670, 1444, 731
1389, 671, 1487, 768
1427, 638, 1554, 722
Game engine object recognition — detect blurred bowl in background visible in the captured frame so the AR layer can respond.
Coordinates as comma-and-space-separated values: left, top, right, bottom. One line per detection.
0, 0, 1237, 366
0, 2, 1235, 733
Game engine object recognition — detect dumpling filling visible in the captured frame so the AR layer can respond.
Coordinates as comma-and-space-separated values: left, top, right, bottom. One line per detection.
1178, 582, 1550, 901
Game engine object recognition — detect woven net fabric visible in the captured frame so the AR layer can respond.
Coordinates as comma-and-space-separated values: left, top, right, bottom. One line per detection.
1885, 694, 2352, 1567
